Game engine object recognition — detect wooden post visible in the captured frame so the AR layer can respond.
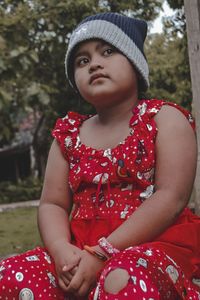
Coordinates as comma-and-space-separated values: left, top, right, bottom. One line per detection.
184, 0, 200, 214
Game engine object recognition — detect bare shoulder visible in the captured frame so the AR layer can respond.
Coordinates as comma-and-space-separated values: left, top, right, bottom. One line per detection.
45, 139, 70, 184
40, 139, 72, 211
154, 104, 195, 134
153, 104, 197, 205
49, 138, 67, 161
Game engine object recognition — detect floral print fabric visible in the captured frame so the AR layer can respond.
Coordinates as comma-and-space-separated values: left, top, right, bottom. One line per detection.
0, 99, 200, 299
0, 247, 66, 299
91, 245, 200, 299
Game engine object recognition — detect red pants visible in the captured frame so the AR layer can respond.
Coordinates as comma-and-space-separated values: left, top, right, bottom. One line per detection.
0, 245, 199, 299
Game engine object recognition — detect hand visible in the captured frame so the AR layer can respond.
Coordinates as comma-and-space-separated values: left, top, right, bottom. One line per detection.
65, 247, 106, 297
51, 240, 82, 292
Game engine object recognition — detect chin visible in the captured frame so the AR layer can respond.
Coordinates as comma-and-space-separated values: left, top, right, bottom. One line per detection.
84, 88, 122, 104
87, 95, 116, 107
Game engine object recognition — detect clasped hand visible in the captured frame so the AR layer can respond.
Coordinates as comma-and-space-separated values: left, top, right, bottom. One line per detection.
55, 243, 105, 297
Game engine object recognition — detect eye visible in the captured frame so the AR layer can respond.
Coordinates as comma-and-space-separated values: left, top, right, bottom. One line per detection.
103, 47, 114, 56
75, 57, 89, 67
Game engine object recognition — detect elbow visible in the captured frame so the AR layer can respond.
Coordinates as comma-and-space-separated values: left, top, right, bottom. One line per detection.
154, 188, 190, 221
175, 191, 191, 216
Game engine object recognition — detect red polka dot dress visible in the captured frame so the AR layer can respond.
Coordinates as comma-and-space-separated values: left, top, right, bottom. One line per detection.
1, 99, 200, 299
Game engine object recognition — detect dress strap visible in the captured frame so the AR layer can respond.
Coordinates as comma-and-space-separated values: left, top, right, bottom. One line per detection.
52, 111, 86, 161
130, 99, 195, 131
163, 101, 195, 130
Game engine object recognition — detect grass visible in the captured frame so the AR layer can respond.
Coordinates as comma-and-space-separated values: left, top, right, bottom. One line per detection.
0, 207, 42, 257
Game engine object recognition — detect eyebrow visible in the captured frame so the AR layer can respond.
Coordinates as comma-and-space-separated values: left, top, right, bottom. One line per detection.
74, 40, 110, 59
74, 50, 88, 59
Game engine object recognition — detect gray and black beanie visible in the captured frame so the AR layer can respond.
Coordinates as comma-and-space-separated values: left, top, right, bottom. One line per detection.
65, 12, 149, 92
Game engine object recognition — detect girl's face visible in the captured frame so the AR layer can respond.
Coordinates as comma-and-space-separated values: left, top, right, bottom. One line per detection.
73, 39, 138, 108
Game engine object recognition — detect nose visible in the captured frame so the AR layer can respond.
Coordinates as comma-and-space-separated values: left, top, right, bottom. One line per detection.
89, 55, 103, 73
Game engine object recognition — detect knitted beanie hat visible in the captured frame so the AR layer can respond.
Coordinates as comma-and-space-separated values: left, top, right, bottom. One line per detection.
65, 12, 149, 92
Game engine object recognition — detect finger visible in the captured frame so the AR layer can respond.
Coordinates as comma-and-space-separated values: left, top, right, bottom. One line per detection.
62, 268, 74, 280
64, 252, 82, 271
62, 266, 76, 281
60, 274, 71, 287
70, 266, 78, 276
74, 281, 91, 298
62, 263, 78, 272
65, 273, 84, 294
58, 277, 69, 293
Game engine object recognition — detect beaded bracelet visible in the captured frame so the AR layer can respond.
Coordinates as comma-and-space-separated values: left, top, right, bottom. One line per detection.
84, 245, 108, 262
98, 237, 120, 257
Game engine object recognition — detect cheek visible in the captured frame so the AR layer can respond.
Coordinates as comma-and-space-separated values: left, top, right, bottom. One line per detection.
112, 57, 137, 82
124, 64, 138, 86
74, 70, 79, 86
74, 70, 84, 91
74, 71, 90, 99
118, 67, 138, 87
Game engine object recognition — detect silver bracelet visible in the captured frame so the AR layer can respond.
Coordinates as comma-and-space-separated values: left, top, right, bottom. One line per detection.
98, 237, 120, 257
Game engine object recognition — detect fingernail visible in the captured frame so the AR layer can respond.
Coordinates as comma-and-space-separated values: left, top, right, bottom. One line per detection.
62, 265, 67, 271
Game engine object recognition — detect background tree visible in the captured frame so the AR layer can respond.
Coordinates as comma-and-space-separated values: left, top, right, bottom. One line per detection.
145, 0, 192, 110
164, 0, 200, 214
145, 32, 191, 109
184, 0, 200, 214
0, 0, 163, 177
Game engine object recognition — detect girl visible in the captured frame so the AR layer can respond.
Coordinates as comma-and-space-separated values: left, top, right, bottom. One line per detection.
1, 12, 200, 300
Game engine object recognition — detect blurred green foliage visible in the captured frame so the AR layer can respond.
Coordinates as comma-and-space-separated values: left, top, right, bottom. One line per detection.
146, 32, 192, 110
0, 0, 193, 179
145, 0, 192, 110
0, 177, 42, 203
0, 0, 163, 146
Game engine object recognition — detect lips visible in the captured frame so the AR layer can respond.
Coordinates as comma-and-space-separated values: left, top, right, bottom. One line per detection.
89, 73, 108, 84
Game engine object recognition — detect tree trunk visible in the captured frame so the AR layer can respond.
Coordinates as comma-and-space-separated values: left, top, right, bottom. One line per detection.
184, 0, 200, 215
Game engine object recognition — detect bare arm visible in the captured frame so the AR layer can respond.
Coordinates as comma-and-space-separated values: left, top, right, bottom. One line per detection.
65, 105, 198, 297
38, 139, 73, 256
38, 139, 83, 291
104, 105, 197, 249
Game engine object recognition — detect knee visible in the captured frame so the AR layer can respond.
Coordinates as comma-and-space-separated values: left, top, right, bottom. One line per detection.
104, 268, 130, 294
